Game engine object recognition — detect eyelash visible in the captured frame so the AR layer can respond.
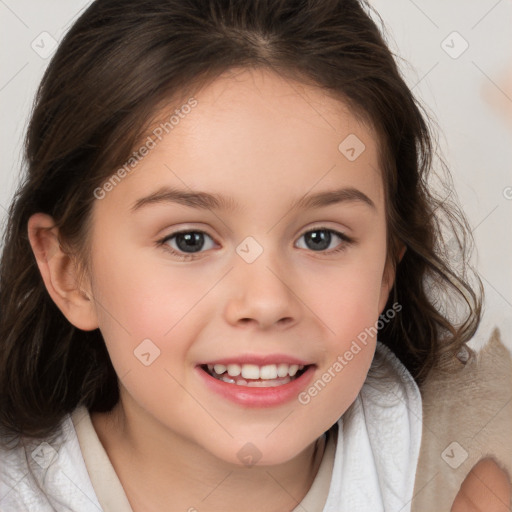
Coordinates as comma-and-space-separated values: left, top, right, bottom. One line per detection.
156, 227, 354, 261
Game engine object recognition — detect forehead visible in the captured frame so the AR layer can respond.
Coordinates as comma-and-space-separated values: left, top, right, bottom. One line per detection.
98, 67, 384, 216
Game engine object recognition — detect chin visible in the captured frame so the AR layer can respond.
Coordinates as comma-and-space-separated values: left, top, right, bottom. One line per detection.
205, 435, 315, 469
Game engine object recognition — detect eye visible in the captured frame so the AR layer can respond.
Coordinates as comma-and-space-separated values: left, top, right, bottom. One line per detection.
157, 226, 353, 261
158, 230, 216, 260
295, 227, 353, 253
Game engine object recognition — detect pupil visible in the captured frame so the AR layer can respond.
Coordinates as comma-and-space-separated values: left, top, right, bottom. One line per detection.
176, 232, 204, 253
306, 230, 330, 251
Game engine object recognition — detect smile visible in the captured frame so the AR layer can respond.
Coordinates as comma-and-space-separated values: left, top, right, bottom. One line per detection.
202, 362, 308, 387
196, 360, 316, 407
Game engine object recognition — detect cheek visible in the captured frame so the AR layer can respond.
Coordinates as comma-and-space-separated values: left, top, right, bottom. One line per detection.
300, 342, 376, 433
315, 266, 382, 360
297, 269, 382, 425
295, 252, 386, 419
89, 238, 210, 373
89, 245, 208, 423
303, 253, 387, 334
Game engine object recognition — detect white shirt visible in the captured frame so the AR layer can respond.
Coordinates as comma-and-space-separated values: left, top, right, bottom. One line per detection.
0, 341, 422, 511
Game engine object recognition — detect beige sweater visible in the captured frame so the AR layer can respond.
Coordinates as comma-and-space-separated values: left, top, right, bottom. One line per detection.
412, 328, 512, 511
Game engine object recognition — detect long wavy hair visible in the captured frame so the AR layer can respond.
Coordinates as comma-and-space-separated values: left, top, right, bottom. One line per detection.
0, 0, 482, 444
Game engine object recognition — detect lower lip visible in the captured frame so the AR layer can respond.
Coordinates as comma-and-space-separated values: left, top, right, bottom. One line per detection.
196, 365, 316, 407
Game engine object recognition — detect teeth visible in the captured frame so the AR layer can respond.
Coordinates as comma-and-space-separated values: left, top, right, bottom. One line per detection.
247, 376, 291, 387
260, 365, 277, 379
227, 364, 241, 377
220, 375, 236, 384
213, 364, 227, 374
241, 364, 259, 379
288, 364, 299, 377
207, 362, 307, 380
277, 363, 289, 378
221, 375, 292, 387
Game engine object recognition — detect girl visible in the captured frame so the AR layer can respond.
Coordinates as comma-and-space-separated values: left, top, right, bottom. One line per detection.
0, 0, 497, 510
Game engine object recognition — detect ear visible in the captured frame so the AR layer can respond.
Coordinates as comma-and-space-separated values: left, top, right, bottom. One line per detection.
27, 213, 99, 331
378, 243, 406, 313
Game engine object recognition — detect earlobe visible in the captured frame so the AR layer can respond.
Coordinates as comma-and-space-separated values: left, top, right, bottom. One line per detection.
27, 213, 98, 331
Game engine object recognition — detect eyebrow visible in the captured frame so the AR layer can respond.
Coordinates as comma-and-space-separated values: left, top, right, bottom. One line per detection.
130, 186, 376, 214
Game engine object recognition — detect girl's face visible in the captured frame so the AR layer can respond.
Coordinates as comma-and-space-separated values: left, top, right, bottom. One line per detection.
86, 67, 392, 466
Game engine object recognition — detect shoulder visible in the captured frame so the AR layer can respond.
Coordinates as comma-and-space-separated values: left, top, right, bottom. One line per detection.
412, 328, 512, 511
0, 408, 102, 512
0, 436, 40, 510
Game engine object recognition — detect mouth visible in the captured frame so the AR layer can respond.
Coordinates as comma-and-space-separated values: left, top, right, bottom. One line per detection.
199, 362, 311, 387
196, 359, 316, 407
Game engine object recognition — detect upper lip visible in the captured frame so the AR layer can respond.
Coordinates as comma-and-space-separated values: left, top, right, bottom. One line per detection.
197, 354, 313, 366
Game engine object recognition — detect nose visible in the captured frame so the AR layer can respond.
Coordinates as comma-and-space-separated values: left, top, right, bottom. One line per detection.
223, 251, 302, 330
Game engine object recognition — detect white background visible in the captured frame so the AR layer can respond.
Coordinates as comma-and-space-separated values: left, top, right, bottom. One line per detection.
1, 0, 511, 352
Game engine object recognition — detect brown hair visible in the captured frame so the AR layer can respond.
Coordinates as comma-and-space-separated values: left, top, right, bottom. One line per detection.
0, 0, 482, 443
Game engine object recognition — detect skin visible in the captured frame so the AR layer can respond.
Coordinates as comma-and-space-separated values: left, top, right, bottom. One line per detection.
29, 66, 491, 511
452, 458, 511, 512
